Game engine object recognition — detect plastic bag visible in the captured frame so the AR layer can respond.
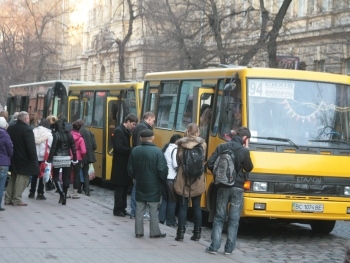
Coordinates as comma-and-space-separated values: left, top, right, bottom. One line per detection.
43, 162, 52, 183
88, 163, 95, 181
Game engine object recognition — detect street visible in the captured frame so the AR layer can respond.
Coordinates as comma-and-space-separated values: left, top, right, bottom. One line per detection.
92, 184, 350, 263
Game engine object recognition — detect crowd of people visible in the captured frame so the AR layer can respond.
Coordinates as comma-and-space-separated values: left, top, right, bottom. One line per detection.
0, 110, 96, 208
3, 109, 350, 260
110, 110, 254, 257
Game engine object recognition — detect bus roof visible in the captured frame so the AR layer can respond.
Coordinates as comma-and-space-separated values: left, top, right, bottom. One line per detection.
9, 80, 92, 88
144, 67, 350, 84
69, 81, 144, 90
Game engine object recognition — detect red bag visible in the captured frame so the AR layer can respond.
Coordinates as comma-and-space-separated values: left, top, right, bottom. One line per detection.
38, 140, 49, 179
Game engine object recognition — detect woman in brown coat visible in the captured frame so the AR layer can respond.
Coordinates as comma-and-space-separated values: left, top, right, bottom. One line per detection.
174, 123, 206, 242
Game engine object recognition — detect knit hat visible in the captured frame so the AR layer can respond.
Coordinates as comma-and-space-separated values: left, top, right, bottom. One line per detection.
0, 117, 8, 129
140, 129, 154, 137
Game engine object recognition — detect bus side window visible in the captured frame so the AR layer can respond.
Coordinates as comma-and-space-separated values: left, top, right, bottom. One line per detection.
69, 100, 80, 122
93, 91, 106, 128
175, 80, 201, 131
156, 82, 178, 129
82, 91, 94, 126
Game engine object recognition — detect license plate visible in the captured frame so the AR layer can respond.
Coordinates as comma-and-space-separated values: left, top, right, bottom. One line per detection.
292, 203, 324, 212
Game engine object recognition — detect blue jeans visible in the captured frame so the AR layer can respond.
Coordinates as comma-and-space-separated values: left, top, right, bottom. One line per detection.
0, 166, 9, 209
130, 182, 136, 216
158, 180, 177, 225
209, 187, 244, 253
177, 195, 201, 229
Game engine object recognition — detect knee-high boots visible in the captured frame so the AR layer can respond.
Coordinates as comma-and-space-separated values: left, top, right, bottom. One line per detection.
62, 186, 68, 205
55, 181, 64, 204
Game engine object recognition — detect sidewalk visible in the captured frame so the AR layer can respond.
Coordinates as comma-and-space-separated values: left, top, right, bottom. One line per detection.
0, 186, 257, 263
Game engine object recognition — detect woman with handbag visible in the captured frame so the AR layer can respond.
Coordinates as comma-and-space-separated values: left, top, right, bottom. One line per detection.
47, 119, 77, 205
70, 120, 86, 199
30, 118, 53, 200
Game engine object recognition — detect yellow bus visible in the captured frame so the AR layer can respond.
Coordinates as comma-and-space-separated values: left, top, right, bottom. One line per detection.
67, 82, 143, 182
141, 66, 350, 234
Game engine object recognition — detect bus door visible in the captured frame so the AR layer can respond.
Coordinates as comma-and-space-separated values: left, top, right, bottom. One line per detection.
105, 97, 120, 181
196, 87, 215, 210
106, 90, 137, 181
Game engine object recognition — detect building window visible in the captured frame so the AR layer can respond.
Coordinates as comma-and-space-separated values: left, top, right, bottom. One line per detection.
298, 0, 305, 17
314, 60, 325, 72
307, 0, 315, 14
319, 0, 330, 12
346, 59, 350, 75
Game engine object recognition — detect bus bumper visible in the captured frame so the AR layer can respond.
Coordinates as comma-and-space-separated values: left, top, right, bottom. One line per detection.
242, 196, 350, 220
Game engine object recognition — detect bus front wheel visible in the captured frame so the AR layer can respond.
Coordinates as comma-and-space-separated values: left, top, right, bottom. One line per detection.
310, 220, 335, 234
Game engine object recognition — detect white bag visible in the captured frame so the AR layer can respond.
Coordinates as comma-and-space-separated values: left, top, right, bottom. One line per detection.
88, 163, 95, 181
43, 162, 52, 183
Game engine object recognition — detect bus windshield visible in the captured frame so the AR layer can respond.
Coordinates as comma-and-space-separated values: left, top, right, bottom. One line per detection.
247, 78, 350, 147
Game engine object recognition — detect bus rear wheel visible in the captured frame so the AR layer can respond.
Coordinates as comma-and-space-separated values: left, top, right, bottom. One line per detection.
310, 220, 335, 234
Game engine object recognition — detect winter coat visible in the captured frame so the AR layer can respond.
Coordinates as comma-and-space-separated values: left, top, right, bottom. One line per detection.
164, 143, 178, 180
80, 127, 97, 164
7, 120, 39, 176
71, 130, 86, 161
48, 131, 77, 162
0, 128, 13, 166
110, 124, 133, 186
33, 126, 53, 161
128, 141, 168, 202
207, 135, 253, 189
174, 136, 207, 198
132, 120, 152, 147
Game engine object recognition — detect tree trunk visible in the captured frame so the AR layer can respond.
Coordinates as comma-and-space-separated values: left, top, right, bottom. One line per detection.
267, 0, 292, 68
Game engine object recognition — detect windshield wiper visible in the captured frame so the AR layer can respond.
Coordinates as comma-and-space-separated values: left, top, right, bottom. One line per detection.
252, 136, 299, 149
308, 139, 350, 148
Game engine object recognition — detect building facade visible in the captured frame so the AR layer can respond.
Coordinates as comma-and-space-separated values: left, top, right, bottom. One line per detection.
58, 0, 350, 82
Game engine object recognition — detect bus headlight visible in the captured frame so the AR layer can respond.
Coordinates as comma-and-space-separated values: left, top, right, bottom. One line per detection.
252, 182, 268, 192
344, 186, 350, 196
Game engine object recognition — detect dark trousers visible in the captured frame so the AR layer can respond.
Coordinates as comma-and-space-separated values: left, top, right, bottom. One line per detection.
81, 162, 90, 193
177, 195, 202, 229
113, 185, 128, 214
71, 161, 82, 189
30, 161, 44, 194
53, 166, 71, 188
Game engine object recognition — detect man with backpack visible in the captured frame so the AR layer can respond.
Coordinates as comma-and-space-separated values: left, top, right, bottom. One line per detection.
205, 127, 253, 255
174, 123, 206, 242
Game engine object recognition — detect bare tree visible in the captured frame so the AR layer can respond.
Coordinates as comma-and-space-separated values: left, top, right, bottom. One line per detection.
143, 0, 293, 69
0, 0, 74, 83
115, 0, 138, 81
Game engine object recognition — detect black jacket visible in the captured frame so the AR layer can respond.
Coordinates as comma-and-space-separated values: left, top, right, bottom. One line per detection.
48, 131, 77, 162
7, 120, 39, 176
80, 127, 97, 164
110, 124, 133, 186
207, 135, 253, 189
132, 120, 152, 147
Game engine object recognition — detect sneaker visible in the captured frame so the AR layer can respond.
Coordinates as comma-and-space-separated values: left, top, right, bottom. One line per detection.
36, 194, 46, 200
224, 251, 232, 255
205, 248, 217, 255
28, 193, 35, 199
143, 213, 150, 220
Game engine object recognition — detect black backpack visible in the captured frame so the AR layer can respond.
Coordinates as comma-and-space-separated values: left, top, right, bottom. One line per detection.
182, 144, 204, 179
